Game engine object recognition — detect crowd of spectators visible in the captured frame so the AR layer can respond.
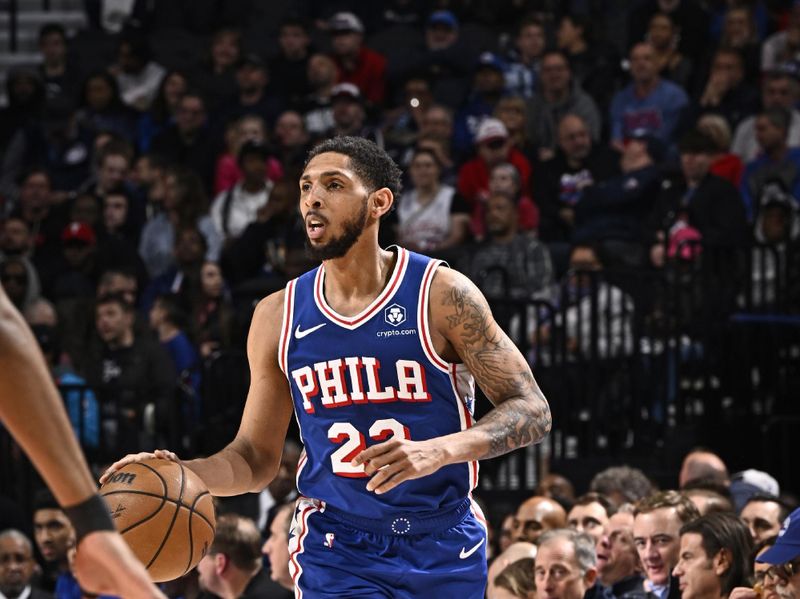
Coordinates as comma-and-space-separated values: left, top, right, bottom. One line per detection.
1, 447, 798, 599
1, 2, 797, 455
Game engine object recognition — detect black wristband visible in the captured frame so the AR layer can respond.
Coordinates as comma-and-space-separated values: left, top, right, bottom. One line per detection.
63, 494, 115, 544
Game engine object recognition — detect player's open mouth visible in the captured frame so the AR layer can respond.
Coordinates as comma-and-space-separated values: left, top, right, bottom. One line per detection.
307, 218, 326, 240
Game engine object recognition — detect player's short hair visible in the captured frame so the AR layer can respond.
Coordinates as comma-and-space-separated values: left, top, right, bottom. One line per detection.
635, 490, 701, 524
305, 136, 403, 198
680, 512, 753, 594
538, 528, 597, 573
208, 514, 262, 572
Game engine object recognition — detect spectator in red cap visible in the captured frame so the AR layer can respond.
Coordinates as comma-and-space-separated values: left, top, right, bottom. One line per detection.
44, 222, 99, 301
457, 118, 534, 238
328, 12, 387, 105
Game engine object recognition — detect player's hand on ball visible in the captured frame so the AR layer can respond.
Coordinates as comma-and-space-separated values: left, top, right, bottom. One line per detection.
353, 439, 445, 494
74, 530, 167, 598
99, 449, 180, 485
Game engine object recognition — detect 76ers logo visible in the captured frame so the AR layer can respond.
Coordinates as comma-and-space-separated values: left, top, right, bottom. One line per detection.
384, 303, 406, 327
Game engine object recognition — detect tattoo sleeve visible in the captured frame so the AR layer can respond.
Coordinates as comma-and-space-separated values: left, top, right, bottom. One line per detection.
443, 283, 551, 460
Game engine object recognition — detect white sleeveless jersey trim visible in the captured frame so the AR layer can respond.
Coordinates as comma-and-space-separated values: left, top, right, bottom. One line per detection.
449, 363, 479, 491
295, 449, 308, 494
417, 259, 450, 372
313, 247, 409, 330
278, 279, 297, 376
281, 279, 308, 474
470, 496, 488, 532
288, 497, 321, 598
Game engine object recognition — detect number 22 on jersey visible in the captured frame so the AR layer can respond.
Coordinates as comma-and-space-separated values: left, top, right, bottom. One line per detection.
328, 418, 410, 477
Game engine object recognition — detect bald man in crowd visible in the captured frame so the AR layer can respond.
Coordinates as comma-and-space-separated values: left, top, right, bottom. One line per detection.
512, 496, 568, 544
0, 529, 52, 599
678, 449, 729, 488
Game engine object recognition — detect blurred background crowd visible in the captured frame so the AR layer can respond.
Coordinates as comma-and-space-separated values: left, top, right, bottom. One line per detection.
0, 0, 799, 597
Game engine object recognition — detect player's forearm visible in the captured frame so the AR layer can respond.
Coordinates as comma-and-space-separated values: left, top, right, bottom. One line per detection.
442, 394, 551, 464
0, 297, 97, 506
184, 436, 276, 496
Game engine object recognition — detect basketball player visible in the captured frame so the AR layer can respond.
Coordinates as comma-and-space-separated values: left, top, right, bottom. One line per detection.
0, 284, 164, 598
102, 137, 552, 596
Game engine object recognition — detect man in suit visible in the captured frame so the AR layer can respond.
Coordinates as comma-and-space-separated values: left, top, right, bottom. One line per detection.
0, 529, 53, 599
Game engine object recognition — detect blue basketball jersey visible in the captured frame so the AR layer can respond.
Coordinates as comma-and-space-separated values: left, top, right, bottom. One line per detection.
279, 247, 478, 519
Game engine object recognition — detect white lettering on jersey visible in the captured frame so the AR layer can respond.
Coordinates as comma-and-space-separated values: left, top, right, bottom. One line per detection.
291, 366, 318, 414
314, 358, 350, 407
362, 357, 396, 402
396, 359, 431, 402
344, 357, 366, 403
290, 357, 431, 410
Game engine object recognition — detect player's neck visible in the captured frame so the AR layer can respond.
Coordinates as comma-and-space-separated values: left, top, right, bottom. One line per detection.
322, 241, 395, 312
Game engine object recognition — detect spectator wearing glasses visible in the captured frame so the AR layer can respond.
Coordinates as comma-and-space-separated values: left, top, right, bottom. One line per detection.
729, 537, 778, 599
672, 512, 753, 599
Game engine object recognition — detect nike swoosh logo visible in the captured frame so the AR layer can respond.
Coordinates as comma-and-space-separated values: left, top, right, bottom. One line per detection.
295, 323, 327, 339
459, 538, 485, 559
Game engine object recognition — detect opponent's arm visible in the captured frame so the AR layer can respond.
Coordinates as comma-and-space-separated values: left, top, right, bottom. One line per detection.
101, 291, 295, 496
0, 286, 165, 599
354, 268, 550, 493
0, 285, 98, 504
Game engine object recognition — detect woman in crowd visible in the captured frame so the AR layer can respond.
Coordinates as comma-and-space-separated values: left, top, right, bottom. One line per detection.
395, 148, 470, 257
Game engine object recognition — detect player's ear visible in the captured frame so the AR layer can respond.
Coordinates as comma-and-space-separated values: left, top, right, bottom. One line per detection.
370, 187, 393, 219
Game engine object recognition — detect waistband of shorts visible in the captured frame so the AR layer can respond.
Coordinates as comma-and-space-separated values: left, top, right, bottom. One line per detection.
320, 497, 473, 536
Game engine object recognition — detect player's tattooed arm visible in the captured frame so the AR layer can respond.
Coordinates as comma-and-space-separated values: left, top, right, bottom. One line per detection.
439, 273, 551, 460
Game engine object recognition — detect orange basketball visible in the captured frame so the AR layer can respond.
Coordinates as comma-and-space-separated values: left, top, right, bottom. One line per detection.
99, 458, 216, 582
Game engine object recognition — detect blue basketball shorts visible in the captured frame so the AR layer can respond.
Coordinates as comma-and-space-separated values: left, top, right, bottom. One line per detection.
287, 496, 488, 598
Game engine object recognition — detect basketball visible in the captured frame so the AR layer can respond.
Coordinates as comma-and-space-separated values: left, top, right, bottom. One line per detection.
99, 458, 216, 582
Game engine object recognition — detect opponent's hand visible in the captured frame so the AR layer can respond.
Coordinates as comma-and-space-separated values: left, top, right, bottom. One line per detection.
352, 439, 446, 495
74, 530, 166, 598
99, 449, 180, 485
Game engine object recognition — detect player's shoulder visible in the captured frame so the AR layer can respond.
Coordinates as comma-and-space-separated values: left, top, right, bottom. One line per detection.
248, 288, 288, 349
427, 264, 491, 331
429, 263, 483, 303
253, 288, 286, 322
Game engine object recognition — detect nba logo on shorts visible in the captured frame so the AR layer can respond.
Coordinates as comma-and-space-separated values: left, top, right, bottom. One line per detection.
324, 533, 335, 549
384, 303, 406, 327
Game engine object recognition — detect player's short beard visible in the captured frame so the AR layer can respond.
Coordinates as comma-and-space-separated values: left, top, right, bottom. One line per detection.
305, 198, 369, 261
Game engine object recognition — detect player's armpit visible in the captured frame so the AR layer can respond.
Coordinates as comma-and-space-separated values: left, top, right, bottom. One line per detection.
429, 268, 551, 460
186, 291, 295, 495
